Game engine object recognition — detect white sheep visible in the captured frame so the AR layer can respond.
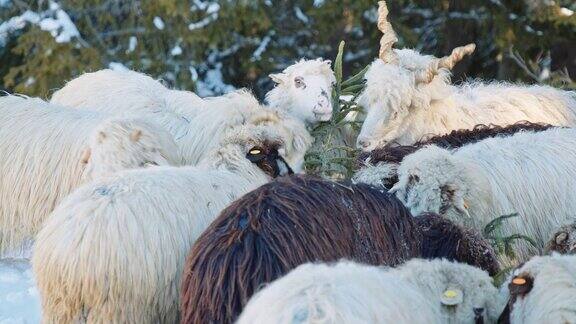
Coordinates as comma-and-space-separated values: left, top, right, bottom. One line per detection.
53, 74, 314, 171
499, 253, 576, 324
32, 122, 293, 323
51, 69, 204, 139
236, 261, 443, 324
0, 95, 179, 258
355, 1, 576, 151
391, 128, 576, 262
266, 58, 336, 124
388, 258, 504, 324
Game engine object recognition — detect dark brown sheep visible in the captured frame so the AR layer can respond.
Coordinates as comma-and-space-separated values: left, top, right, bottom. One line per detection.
416, 213, 500, 276
180, 175, 498, 324
355, 122, 555, 188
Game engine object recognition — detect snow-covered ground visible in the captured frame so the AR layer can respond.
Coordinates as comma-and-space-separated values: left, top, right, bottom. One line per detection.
0, 259, 41, 324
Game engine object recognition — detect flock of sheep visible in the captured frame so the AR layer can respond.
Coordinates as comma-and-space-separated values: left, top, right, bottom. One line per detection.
1, 1, 576, 323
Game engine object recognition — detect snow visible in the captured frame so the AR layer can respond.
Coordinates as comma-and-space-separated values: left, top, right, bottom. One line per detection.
313, 0, 326, 8
153, 16, 165, 30
38, 1, 80, 43
171, 44, 183, 56
127, 36, 138, 53
0, 259, 42, 323
251, 35, 272, 61
560, 7, 574, 16
0, 1, 80, 45
294, 7, 309, 23
189, 2, 220, 30
0, 11, 40, 46
195, 63, 235, 97
109, 62, 129, 72
0, 0, 10, 7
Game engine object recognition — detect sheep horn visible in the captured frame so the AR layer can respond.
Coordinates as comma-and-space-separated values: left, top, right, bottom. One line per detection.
414, 43, 476, 84
377, 1, 399, 64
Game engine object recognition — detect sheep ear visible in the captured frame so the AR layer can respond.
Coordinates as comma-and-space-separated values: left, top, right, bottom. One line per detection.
80, 148, 91, 164
270, 73, 286, 84
130, 129, 143, 142
440, 184, 467, 213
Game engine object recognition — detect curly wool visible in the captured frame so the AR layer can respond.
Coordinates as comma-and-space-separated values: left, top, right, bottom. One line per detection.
0, 95, 178, 257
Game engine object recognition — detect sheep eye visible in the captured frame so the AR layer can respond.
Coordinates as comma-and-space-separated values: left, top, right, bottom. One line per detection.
294, 77, 305, 88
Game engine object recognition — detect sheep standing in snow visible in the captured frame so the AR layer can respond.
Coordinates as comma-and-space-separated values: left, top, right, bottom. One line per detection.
32, 122, 293, 324
391, 127, 576, 262
237, 261, 443, 324
355, 1, 576, 151
0, 95, 179, 258
546, 222, 576, 255
180, 175, 499, 324
353, 121, 554, 189
498, 254, 576, 324
388, 258, 503, 324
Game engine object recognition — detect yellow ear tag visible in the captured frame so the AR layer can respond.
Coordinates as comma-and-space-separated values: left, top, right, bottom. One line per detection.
512, 278, 526, 285
441, 288, 463, 306
249, 149, 262, 155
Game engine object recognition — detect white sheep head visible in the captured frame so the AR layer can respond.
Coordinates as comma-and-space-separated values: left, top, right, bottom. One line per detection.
82, 118, 180, 178
201, 124, 294, 180
266, 58, 336, 125
390, 145, 486, 228
355, 1, 475, 151
394, 258, 504, 324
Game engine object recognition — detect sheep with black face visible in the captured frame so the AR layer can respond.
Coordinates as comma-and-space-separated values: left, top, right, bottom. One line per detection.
32, 121, 293, 324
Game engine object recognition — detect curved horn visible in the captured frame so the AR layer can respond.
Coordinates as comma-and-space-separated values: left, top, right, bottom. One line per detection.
378, 1, 399, 64
414, 43, 476, 84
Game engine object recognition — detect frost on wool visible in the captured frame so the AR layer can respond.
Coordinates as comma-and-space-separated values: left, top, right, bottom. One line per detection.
498, 254, 576, 324
392, 127, 576, 262
236, 261, 442, 324
352, 121, 555, 189
389, 258, 504, 324
265, 58, 336, 125
32, 123, 292, 324
0, 95, 179, 258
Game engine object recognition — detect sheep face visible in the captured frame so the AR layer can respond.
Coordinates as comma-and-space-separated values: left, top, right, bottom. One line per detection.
546, 223, 576, 255
203, 125, 294, 180
394, 259, 504, 324
83, 118, 179, 178
356, 61, 417, 151
390, 146, 491, 230
267, 59, 336, 125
